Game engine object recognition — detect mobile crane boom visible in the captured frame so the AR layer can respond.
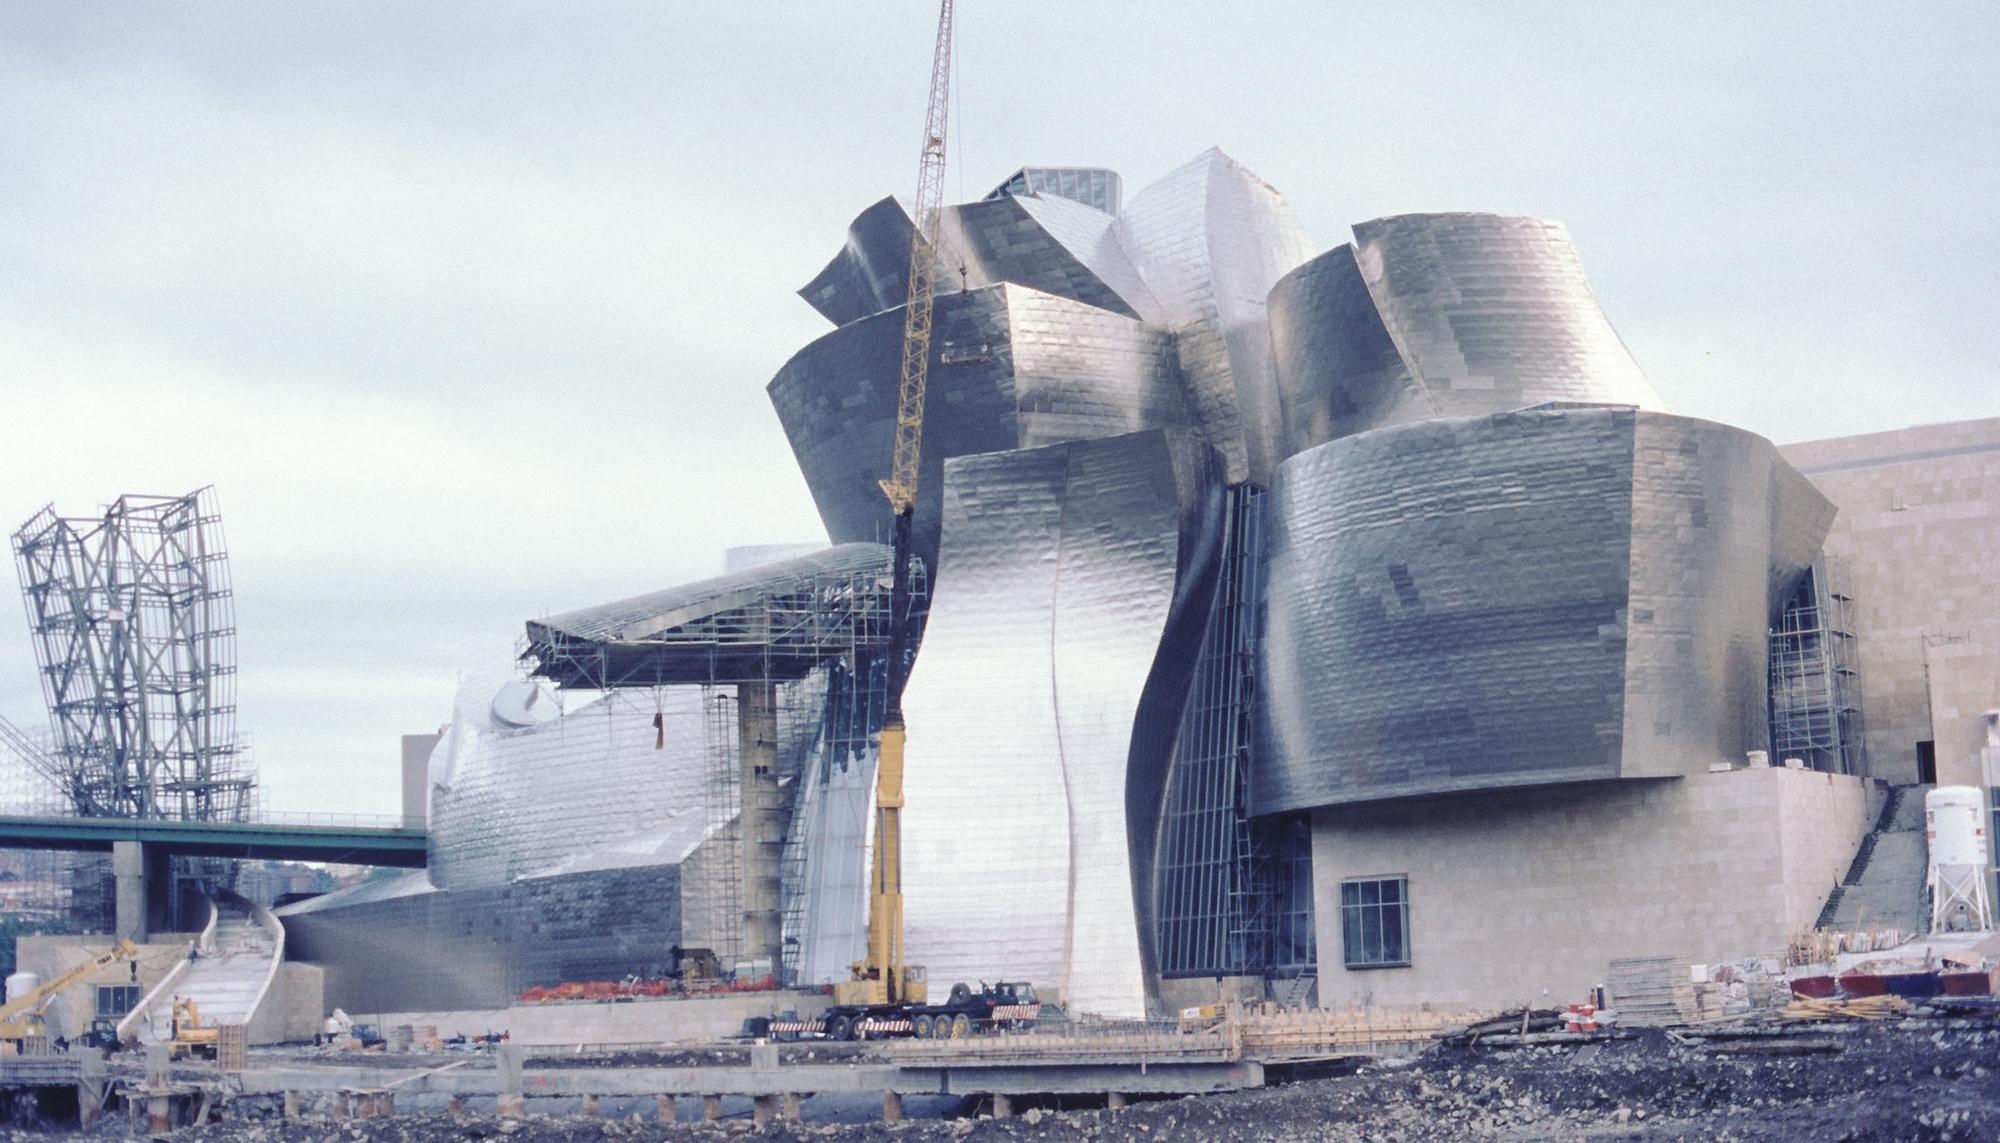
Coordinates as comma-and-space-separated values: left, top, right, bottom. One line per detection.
0, 938, 140, 1039
837, 0, 953, 1010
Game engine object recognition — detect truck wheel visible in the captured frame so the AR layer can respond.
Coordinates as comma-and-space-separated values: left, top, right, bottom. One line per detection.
949, 1013, 970, 1039
828, 1014, 854, 1042
913, 1014, 934, 1038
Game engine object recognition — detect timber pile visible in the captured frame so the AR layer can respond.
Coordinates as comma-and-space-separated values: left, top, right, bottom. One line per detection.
1236, 1007, 1460, 1054
1782, 995, 1908, 1022
1610, 955, 1696, 1027
1438, 1009, 1565, 1048
885, 1028, 1226, 1062
1788, 927, 1913, 966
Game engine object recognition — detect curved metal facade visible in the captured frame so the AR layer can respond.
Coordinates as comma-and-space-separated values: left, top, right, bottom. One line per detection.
942, 194, 1158, 321
427, 674, 820, 891
1269, 214, 1666, 461
797, 196, 937, 327
768, 282, 1192, 570
901, 430, 1221, 1019
1253, 407, 1833, 815
1116, 148, 1316, 485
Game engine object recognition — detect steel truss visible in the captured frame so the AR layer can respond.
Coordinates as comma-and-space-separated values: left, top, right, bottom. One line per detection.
12, 487, 252, 822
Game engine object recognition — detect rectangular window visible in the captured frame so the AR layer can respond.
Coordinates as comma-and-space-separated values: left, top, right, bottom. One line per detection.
1340, 876, 1410, 969
95, 984, 141, 1018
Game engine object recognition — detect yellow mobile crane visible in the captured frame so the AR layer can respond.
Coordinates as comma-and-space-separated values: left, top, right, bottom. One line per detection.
816, 1, 1041, 1043
0, 938, 141, 1043
830, 0, 954, 1017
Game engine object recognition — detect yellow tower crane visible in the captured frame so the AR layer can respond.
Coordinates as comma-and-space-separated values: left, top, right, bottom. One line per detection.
835, 0, 954, 1010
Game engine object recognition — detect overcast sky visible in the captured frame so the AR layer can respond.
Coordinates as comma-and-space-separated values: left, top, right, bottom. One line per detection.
3, 2, 1995, 816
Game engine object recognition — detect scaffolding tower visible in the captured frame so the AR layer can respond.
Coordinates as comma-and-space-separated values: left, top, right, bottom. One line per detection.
523, 544, 924, 982
11, 488, 253, 822
1768, 558, 1865, 775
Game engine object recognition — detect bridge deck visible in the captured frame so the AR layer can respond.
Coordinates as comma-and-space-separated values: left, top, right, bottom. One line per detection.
0, 815, 428, 867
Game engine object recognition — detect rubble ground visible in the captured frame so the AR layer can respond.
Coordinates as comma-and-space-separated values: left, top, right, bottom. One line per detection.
53, 1019, 2000, 1142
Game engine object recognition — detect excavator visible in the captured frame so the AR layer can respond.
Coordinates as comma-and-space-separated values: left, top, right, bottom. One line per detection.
0, 938, 141, 1046
815, 0, 1041, 1042
167, 997, 220, 1060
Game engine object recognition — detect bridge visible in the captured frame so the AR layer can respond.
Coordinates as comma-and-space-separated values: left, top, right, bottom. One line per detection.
0, 812, 427, 941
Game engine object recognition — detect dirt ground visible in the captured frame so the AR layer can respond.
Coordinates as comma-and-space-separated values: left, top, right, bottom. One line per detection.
57, 1016, 2000, 1142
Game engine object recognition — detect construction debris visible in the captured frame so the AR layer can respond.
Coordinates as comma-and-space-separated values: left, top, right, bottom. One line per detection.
1607, 956, 1695, 1027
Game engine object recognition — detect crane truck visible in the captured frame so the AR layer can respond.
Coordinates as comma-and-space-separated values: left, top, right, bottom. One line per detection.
0, 938, 141, 1045
809, 0, 1042, 1044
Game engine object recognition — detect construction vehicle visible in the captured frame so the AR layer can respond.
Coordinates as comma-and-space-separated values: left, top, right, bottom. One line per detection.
168, 997, 219, 1060
814, 0, 1040, 1043
0, 938, 141, 1042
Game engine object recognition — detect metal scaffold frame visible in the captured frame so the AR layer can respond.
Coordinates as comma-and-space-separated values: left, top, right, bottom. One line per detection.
1768, 558, 1865, 776
11, 487, 253, 823
524, 549, 927, 987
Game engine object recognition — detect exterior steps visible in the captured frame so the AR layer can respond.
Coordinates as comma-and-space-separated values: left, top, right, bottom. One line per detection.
143, 897, 277, 1041
1817, 784, 1932, 933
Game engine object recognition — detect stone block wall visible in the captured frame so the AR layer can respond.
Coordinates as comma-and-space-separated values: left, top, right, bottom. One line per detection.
1779, 417, 2000, 786
1309, 766, 1875, 1012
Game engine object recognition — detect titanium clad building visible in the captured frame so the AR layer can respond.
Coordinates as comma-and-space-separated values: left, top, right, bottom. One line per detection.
271, 152, 1949, 1022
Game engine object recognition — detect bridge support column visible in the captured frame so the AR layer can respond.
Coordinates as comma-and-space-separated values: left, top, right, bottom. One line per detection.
112, 840, 168, 942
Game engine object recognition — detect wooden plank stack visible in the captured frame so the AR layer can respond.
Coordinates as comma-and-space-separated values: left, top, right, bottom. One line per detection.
1609, 955, 1696, 1027
1781, 995, 1907, 1022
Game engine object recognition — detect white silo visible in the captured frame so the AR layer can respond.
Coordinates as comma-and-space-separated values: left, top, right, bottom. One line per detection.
1927, 786, 1993, 932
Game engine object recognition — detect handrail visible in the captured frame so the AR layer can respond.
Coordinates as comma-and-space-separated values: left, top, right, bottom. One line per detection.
118, 896, 220, 1042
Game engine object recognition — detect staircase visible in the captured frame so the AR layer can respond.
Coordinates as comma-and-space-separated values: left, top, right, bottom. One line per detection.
141, 896, 279, 1041
1817, 785, 1931, 933
1269, 965, 1317, 1010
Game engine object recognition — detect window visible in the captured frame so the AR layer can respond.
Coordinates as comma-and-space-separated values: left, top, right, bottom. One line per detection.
1340, 876, 1410, 969
95, 984, 141, 1018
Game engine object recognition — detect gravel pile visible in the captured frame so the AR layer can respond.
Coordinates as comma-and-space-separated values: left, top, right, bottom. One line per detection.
42, 1018, 2000, 1141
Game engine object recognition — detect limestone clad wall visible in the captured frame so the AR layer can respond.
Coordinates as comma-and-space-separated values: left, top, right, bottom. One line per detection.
1309, 767, 1877, 1012
1778, 417, 2000, 787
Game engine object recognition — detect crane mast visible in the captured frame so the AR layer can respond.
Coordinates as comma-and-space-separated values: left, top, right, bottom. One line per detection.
846, 0, 952, 1009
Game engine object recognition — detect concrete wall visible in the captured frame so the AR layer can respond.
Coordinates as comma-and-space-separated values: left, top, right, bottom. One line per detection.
247, 961, 324, 1045
13, 933, 197, 1040
1309, 766, 1878, 1012
507, 992, 831, 1047
1779, 417, 2000, 786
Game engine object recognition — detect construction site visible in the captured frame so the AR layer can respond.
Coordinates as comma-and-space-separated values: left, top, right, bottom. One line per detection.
2, 1, 1999, 1138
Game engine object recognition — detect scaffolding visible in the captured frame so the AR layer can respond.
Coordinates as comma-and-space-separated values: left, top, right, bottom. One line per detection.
522, 544, 926, 983
697, 686, 744, 964
12, 488, 253, 822
775, 655, 891, 984
1768, 558, 1865, 775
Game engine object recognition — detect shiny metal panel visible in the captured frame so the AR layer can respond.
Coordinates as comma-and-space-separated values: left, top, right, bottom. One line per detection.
1267, 243, 1427, 454
768, 283, 1191, 571
798, 196, 941, 327
427, 672, 821, 891
902, 430, 1220, 1019
1270, 215, 1667, 463
1253, 408, 1833, 814
1116, 148, 1316, 484
942, 194, 1159, 320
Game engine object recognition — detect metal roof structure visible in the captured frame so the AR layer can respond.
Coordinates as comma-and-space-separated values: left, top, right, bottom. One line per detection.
522, 542, 919, 688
